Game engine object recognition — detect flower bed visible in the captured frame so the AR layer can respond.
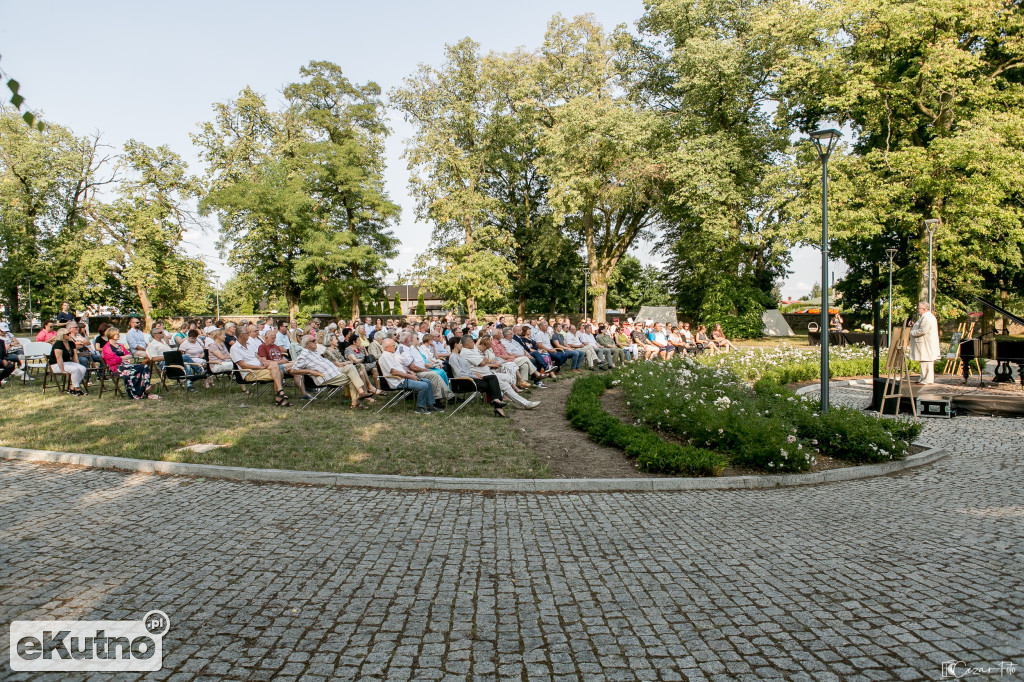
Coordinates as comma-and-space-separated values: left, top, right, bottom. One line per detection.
617, 358, 922, 472
565, 374, 726, 476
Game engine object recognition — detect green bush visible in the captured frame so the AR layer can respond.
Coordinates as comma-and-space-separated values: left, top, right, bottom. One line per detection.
716, 308, 765, 340
565, 374, 726, 476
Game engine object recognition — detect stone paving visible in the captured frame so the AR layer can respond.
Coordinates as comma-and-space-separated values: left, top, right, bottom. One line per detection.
1, 383, 1022, 681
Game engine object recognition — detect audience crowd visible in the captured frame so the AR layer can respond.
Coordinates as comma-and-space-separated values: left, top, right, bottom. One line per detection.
1, 304, 736, 416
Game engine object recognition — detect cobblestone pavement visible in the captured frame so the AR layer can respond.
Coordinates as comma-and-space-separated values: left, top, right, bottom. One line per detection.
1, 384, 1022, 681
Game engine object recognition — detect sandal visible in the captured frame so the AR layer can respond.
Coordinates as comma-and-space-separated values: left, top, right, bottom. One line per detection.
274, 391, 291, 407
348, 403, 369, 410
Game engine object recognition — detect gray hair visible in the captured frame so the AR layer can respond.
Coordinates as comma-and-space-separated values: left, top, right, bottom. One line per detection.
300, 334, 315, 347
398, 332, 413, 344
918, 302, 931, 311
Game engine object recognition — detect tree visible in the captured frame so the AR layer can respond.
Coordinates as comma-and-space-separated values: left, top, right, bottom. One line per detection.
636, 0, 794, 324
391, 39, 516, 317
92, 140, 205, 329
195, 62, 399, 322
394, 291, 403, 316
773, 0, 1024, 314
0, 109, 113, 321
606, 255, 672, 312
534, 14, 670, 322
416, 291, 426, 315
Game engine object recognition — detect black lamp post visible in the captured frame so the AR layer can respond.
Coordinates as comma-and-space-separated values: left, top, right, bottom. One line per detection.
924, 219, 939, 308
809, 127, 842, 414
886, 248, 897, 340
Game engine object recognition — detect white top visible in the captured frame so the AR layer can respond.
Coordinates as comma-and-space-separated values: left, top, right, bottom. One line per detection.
577, 332, 598, 347
460, 348, 493, 376
203, 325, 218, 334
378, 350, 407, 389
532, 329, 552, 349
146, 339, 172, 360
230, 340, 262, 368
563, 331, 582, 346
246, 336, 263, 355
909, 312, 940, 361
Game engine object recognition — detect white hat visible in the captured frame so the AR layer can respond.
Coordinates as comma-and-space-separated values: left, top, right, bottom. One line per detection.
0, 322, 9, 332
627, 317, 634, 324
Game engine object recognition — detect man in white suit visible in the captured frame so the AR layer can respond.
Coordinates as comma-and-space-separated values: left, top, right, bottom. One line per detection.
909, 302, 940, 385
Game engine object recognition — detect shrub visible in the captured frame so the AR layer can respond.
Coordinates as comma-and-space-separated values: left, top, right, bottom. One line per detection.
565, 374, 726, 476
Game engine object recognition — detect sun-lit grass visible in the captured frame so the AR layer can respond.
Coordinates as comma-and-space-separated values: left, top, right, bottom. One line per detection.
0, 379, 549, 478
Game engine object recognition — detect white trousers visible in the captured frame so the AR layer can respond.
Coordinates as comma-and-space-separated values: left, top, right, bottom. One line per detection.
495, 373, 532, 407
919, 361, 935, 384
512, 355, 536, 381
51, 362, 86, 388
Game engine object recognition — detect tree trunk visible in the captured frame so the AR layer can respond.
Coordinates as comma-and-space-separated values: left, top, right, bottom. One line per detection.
136, 284, 154, 332
6, 286, 21, 326
287, 290, 300, 324
591, 269, 609, 323
329, 296, 339, 318
350, 290, 360, 323
517, 293, 526, 319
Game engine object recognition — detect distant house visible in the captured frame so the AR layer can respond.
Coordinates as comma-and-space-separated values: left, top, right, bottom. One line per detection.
385, 285, 445, 316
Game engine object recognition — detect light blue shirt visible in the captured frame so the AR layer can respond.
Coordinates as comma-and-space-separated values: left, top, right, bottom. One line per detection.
126, 328, 146, 352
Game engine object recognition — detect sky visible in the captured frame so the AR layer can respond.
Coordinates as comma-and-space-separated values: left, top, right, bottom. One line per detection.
0, 0, 838, 301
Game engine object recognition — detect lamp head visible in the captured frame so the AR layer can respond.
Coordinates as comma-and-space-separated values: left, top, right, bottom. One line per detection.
924, 218, 940, 235
885, 248, 898, 261
809, 128, 842, 161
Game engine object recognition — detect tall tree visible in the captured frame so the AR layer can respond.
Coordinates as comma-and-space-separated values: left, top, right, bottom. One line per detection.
0, 109, 113, 321
534, 14, 669, 322
194, 62, 399, 322
392, 39, 515, 318
773, 0, 1024, 314
92, 140, 205, 330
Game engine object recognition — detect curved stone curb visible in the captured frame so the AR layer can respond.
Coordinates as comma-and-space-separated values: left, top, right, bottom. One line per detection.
0, 444, 946, 492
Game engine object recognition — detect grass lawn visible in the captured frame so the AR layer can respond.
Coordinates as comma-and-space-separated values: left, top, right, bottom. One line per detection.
0, 379, 548, 479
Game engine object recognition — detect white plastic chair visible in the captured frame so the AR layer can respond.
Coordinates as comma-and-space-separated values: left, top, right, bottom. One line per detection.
21, 341, 52, 381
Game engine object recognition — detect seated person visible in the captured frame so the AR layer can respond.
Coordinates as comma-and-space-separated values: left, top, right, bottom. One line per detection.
290, 335, 377, 409
577, 324, 615, 368
830, 312, 844, 331
204, 329, 234, 388
0, 321, 28, 379
48, 328, 86, 395
125, 317, 148, 359
476, 335, 525, 388
397, 332, 452, 407
170, 322, 189, 347
378, 338, 438, 415
0, 334, 17, 384
148, 328, 202, 390
648, 323, 674, 359
65, 321, 97, 370
446, 336, 508, 417
325, 333, 381, 397
178, 329, 208, 372
101, 327, 159, 399
667, 326, 689, 355
491, 328, 542, 387
461, 335, 538, 410
695, 325, 718, 355
555, 324, 590, 370
611, 324, 636, 362
254, 325, 310, 400
594, 325, 627, 366
229, 325, 291, 406
532, 322, 569, 371
632, 327, 659, 361
36, 320, 57, 343
711, 323, 737, 352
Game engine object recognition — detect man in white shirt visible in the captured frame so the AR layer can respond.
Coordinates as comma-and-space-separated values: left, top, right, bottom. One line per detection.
910, 302, 941, 385
146, 328, 173, 363
230, 325, 286, 396
578, 324, 615, 368
290, 335, 372, 408
274, 321, 291, 349
560, 324, 599, 369
397, 332, 453, 404
363, 317, 374, 337
378, 338, 437, 415
532, 322, 569, 370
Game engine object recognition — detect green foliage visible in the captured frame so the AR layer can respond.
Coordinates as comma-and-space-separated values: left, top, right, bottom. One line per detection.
566, 374, 726, 476
416, 291, 426, 315
393, 291, 402, 316
194, 61, 399, 321
715, 308, 766, 340
618, 357, 919, 470
606, 256, 672, 312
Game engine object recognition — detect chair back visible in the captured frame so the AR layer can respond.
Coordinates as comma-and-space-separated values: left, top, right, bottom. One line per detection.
376, 361, 402, 392
162, 351, 188, 380
23, 341, 52, 361
449, 377, 477, 394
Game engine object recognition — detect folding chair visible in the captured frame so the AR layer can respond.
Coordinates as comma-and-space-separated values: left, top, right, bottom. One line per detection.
298, 375, 344, 411
374, 361, 412, 414
97, 364, 126, 399
203, 349, 232, 392
160, 350, 194, 396
445, 376, 488, 419
21, 341, 50, 383
42, 364, 71, 394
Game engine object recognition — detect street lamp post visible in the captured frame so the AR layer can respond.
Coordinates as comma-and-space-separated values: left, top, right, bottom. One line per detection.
886, 248, 897, 341
809, 127, 842, 414
924, 219, 939, 308
583, 267, 591, 319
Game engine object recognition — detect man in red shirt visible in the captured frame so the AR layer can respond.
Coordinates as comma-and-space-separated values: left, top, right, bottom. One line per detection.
253, 325, 311, 400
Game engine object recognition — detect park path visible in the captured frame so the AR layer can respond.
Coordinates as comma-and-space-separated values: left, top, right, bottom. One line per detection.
1, 383, 1022, 681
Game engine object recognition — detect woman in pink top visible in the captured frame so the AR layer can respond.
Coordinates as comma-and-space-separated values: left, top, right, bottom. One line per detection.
101, 327, 158, 399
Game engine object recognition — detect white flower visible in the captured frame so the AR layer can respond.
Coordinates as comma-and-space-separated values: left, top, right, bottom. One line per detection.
786, 435, 797, 444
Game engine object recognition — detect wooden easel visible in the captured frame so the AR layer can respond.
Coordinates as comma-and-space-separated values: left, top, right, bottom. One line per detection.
881, 326, 917, 419
944, 320, 981, 378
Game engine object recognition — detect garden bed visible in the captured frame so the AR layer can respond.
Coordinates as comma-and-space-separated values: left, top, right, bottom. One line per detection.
567, 352, 923, 477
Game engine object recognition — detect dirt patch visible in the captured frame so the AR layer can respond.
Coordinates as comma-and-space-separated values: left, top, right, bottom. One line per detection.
507, 375, 659, 479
